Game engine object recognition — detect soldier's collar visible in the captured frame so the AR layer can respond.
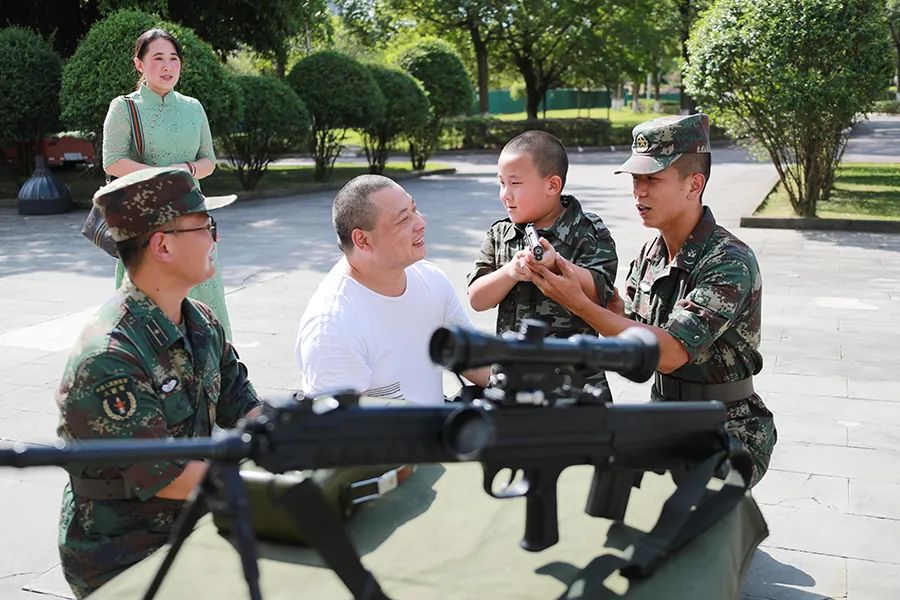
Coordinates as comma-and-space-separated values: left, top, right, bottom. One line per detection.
503, 195, 579, 243
121, 281, 186, 350
671, 206, 717, 271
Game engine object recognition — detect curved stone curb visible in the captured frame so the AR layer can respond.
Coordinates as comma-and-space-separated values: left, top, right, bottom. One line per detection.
740, 215, 900, 233
231, 167, 457, 202
0, 168, 458, 209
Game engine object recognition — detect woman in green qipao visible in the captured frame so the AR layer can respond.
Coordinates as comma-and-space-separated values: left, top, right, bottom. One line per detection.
102, 28, 232, 339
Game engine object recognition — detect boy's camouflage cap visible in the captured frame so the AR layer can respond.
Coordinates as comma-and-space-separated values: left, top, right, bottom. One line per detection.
93, 167, 236, 242
615, 113, 711, 175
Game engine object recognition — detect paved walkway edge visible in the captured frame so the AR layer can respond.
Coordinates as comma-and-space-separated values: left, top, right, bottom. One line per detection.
0, 167, 459, 209
740, 215, 900, 233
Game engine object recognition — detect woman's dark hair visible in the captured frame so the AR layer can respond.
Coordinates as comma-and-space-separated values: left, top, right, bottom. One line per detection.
133, 28, 183, 88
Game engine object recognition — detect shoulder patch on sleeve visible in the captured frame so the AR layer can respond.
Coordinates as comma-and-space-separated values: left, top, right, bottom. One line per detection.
94, 376, 138, 421
583, 212, 611, 233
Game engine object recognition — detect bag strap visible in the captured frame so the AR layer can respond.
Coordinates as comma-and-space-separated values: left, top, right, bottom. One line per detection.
122, 96, 145, 160
605, 442, 754, 580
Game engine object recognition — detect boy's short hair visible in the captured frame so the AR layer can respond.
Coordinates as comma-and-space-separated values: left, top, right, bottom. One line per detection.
501, 130, 569, 188
333, 174, 396, 253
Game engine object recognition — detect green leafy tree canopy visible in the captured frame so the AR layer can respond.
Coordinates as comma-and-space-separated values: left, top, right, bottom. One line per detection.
287, 50, 385, 180
363, 64, 430, 173
0, 27, 62, 144
221, 75, 310, 190
685, 0, 892, 217
399, 39, 473, 118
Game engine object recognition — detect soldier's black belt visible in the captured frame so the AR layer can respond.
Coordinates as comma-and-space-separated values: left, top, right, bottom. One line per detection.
653, 373, 754, 403
70, 476, 137, 500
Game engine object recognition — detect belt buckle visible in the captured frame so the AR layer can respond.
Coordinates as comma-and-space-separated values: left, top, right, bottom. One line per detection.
347, 466, 414, 506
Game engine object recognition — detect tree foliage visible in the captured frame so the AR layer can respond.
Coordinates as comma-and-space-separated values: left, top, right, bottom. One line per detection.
399, 40, 472, 169
889, 0, 900, 101
169, 0, 332, 76
219, 76, 310, 190
287, 50, 385, 181
0, 27, 62, 173
492, 0, 599, 119
393, 0, 500, 114
399, 40, 473, 118
60, 8, 242, 164
685, 0, 892, 217
363, 65, 431, 173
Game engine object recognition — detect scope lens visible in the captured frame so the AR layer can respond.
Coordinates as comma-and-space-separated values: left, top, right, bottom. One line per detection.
429, 328, 457, 366
444, 407, 494, 459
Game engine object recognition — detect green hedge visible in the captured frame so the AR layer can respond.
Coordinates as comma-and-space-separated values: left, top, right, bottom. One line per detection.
445, 117, 615, 149
445, 116, 730, 150
873, 100, 900, 114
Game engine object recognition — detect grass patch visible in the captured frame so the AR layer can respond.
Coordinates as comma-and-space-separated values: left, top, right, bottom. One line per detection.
1, 160, 451, 205
753, 162, 900, 221
493, 107, 667, 126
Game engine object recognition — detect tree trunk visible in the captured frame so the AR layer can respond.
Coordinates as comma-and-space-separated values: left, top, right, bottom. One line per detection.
523, 71, 540, 120
468, 22, 490, 115
631, 79, 641, 112
653, 71, 662, 113
891, 24, 900, 101
678, 0, 698, 115
275, 46, 287, 79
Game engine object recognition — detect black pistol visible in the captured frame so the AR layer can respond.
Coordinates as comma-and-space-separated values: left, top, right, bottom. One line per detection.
525, 223, 543, 261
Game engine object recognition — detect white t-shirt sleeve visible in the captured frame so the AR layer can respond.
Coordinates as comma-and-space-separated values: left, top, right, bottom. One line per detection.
435, 268, 474, 330
295, 313, 372, 397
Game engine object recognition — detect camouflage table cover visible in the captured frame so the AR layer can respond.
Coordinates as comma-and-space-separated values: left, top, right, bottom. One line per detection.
91, 464, 767, 599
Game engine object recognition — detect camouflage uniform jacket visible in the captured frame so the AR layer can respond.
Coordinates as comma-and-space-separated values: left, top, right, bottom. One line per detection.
623, 206, 776, 484
468, 196, 618, 398
56, 281, 260, 598
468, 195, 618, 336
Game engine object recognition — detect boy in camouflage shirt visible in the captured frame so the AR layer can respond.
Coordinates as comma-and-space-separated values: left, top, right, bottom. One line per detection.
529, 114, 776, 485
56, 168, 262, 597
467, 130, 618, 401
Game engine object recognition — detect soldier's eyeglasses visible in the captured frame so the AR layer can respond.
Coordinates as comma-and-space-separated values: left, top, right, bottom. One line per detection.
143, 216, 218, 247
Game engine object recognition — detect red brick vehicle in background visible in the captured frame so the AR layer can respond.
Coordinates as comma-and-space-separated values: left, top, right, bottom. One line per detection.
2, 133, 94, 169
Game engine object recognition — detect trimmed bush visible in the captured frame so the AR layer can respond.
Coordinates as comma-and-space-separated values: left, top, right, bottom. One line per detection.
287, 50, 385, 182
444, 116, 730, 151
363, 65, 430, 174
399, 40, 473, 169
60, 9, 242, 167
220, 76, 310, 191
0, 27, 62, 173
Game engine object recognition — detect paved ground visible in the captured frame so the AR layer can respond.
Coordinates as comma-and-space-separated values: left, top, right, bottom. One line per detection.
0, 116, 898, 599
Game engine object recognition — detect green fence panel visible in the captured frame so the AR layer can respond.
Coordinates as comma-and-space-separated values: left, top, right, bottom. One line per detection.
471, 89, 612, 114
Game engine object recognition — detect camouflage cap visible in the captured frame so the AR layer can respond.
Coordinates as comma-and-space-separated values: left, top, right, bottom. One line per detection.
615, 113, 710, 175
93, 167, 236, 242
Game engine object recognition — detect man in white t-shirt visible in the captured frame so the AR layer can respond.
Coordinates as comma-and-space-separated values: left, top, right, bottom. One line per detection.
295, 175, 489, 406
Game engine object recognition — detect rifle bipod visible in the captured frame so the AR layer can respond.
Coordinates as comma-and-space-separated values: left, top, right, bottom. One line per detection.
142, 461, 388, 600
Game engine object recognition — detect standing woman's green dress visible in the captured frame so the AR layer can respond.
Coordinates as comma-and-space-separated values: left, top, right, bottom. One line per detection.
102, 84, 232, 339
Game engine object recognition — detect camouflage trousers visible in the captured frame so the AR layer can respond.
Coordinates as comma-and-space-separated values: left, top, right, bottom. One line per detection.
650, 391, 777, 487
58, 484, 183, 598
724, 393, 777, 487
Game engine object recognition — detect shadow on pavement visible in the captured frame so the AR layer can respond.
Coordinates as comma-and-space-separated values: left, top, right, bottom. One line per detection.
741, 549, 828, 600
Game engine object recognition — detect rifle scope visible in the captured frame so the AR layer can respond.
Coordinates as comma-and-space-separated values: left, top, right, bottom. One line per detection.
430, 321, 659, 384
